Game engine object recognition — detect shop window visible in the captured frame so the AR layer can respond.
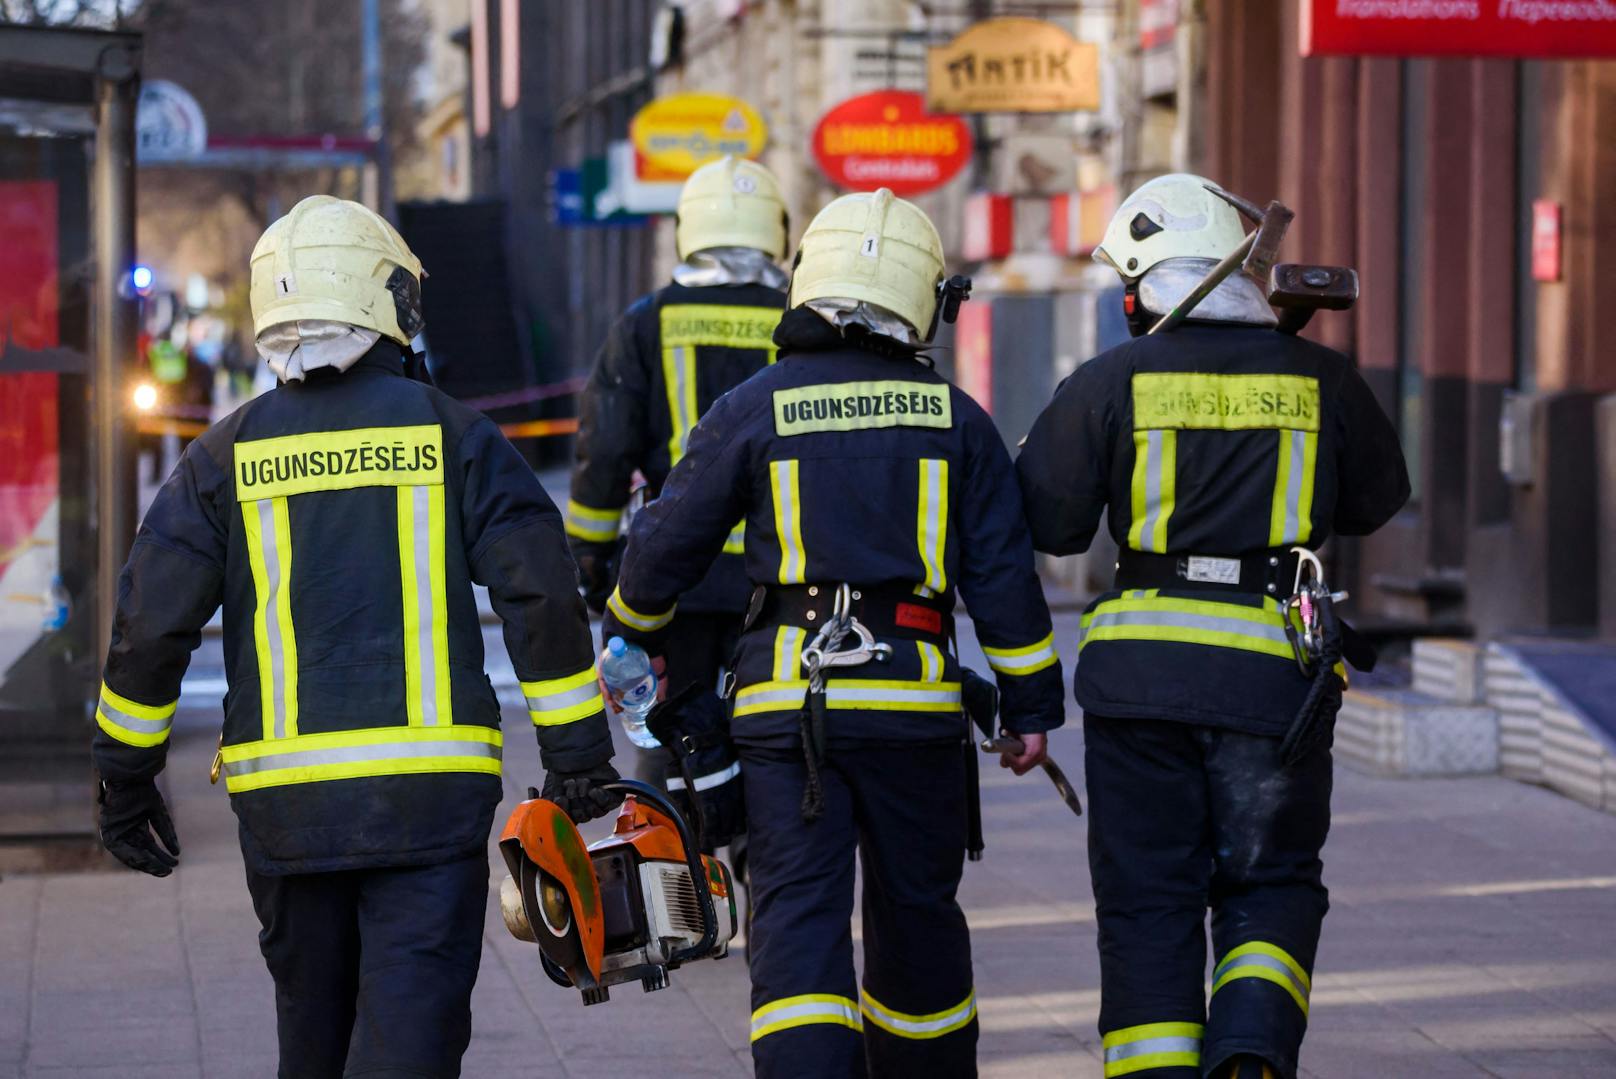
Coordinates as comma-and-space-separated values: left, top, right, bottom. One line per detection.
1513, 61, 1541, 395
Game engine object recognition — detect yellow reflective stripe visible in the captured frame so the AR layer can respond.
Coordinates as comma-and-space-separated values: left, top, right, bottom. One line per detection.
1132, 373, 1320, 432
564, 499, 622, 543
1128, 429, 1176, 553
1296, 429, 1318, 544
1268, 428, 1319, 547
773, 380, 952, 436
219, 724, 502, 793
772, 626, 807, 683
662, 343, 698, 463
606, 586, 675, 633
916, 458, 949, 597
244, 496, 299, 740
660, 303, 781, 350
722, 520, 746, 555
234, 425, 444, 501
521, 667, 605, 726
1102, 1021, 1203, 1076
95, 683, 178, 748
859, 986, 976, 1040
750, 993, 862, 1042
771, 459, 806, 584
1078, 595, 1295, 661
917, 641, 945, 683
397, 486, 453, 727
982, 632, 1058, 676
1212, 941, 1311, 1016
733, 678, 962, 716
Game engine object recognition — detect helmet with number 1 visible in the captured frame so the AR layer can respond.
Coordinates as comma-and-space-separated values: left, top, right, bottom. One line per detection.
675, 156, 789, 261
1093, 173, 1247, 281
249, 195, 425, 346
788, 188, 946, 338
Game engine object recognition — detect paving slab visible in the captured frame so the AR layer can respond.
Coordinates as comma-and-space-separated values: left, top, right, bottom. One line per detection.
2, 612, 1615, 1076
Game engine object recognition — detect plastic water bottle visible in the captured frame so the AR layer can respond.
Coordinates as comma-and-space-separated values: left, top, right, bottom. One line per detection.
42, 574, 70, 632
599, 636, 661, 749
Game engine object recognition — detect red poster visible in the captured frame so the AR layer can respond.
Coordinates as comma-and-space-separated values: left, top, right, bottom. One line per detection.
812, 91, 972, 197
1532, 200, 1562, 283
1302, 0, 1616, 58
1140, 0, 1180, 50
954, 299, 993, 414
0, 180, 61, 579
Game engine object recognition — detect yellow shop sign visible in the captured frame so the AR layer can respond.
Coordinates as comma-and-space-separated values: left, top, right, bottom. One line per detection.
629, 92, 768, 176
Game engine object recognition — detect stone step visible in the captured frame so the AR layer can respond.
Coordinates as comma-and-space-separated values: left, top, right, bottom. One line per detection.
1411, 637, 1485, 703
1335, 687, 1499, 777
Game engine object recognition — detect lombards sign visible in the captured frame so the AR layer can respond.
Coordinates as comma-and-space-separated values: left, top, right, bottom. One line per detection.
1302, 0, 1616, 57
811, 91, 972, 197
926, 16, 1101, 113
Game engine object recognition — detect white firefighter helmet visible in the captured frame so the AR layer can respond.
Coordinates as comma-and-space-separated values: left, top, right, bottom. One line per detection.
1093, 173, 1247, 280
675, 156, 789, 261
789, 188, 946, 338
250, 195, 425, 346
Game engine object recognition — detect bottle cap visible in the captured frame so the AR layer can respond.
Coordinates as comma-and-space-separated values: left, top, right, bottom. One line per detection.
607, 636, 627, 657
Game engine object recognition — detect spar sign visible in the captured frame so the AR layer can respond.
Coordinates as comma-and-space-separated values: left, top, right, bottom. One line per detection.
811, 91, 972, 197
629, 92, 768, 177
1302, 0, 1616, 58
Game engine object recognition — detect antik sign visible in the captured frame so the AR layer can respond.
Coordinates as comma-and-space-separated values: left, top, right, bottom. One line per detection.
926, 17, 1101, 114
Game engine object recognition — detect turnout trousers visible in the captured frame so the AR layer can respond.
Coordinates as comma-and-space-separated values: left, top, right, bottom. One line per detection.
245, 850, 488, 1078
1084, 715, 1332, 1079
742, 742, 979, 1079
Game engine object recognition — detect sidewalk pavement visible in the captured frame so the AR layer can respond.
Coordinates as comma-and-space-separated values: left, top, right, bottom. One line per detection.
4, 612, 1616, 1077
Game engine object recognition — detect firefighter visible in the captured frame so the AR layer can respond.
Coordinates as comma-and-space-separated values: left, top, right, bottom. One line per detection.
602, 188, 1065, 1078
92, 196, 619, 1079
1016, 174, 1410, 1079
566, 156, 789, 767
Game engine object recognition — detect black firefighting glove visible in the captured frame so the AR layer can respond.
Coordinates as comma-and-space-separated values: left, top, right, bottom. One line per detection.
646, 683, 745, 852
542, 762, 623, 823
570, 540, 618, 616
98, 779, 181, 877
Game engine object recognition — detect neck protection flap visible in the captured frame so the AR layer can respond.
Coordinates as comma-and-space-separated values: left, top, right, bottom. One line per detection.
257, 320, 382, 383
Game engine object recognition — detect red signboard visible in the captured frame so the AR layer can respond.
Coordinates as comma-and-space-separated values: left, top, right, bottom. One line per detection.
954, 298, 993, 413
1139, 0, 1180, 50
811, 91, 972, 197
1302, 0, 1616, 58
1532, 200, 1562, 283
0, 181, 61, 580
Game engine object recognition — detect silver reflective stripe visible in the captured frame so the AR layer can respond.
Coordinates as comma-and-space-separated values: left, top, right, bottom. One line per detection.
97, 696, 171, 734
751, 998, 862, 1039
1105, 1036, 1202, 1063
738, 686, 807, 710
525, 682, 599, 714
666, 761, 742, 792
773, 463, 805, 582
1282, 428, 1306, 544
828, 685, 962, 707
1140, 429, 1165, 553
258, 498, 291, 739
1080, 609, 1290, 647
1215, 951, 1310, 1000
409, 485, 440, 725
227, 738, 502, 777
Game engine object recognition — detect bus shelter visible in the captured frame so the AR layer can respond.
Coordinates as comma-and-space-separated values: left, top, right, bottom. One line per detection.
0, 24, 141, 867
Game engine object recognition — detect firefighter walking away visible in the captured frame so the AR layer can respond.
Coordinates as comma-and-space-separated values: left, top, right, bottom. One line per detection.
1017, 174, 1409, 1079
91, 196, 619, 1079
600, 188, 1065, 1077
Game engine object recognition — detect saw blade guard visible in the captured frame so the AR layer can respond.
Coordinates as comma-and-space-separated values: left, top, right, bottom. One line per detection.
499, 797, 607, 987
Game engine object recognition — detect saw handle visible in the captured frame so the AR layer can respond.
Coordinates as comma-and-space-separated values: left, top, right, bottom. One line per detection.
599, 779, 720, 967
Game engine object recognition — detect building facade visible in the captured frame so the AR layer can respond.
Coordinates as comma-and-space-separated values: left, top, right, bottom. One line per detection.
1182, 2, 1616, 642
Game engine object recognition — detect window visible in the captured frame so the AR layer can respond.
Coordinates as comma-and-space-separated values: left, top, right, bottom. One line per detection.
1397, 59, 1428, 501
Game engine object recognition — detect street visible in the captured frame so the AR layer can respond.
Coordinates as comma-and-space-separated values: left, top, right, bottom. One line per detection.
3, 613, 1616, 1078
